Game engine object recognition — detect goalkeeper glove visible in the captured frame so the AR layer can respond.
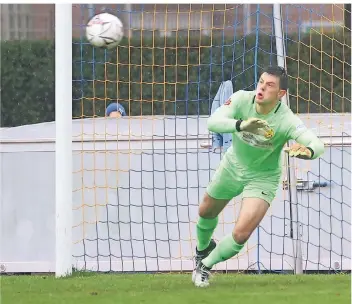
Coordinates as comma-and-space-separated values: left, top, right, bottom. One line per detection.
284, 143, 313, 159
237, 118, 270, 136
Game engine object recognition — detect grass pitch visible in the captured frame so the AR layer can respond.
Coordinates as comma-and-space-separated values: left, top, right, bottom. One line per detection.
1, 272, 350, 304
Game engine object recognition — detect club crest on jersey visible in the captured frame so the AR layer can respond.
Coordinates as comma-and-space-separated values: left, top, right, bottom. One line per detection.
264, 128, 274, 139
224, 98, 231, 105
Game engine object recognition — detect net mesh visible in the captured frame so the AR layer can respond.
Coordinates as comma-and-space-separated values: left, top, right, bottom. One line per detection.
71, 4, 351, 273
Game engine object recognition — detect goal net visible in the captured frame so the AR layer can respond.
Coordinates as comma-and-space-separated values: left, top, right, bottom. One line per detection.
70, 4, 351, 273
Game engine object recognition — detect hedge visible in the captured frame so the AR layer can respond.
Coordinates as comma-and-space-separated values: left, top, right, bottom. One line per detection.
1, 32, 350, 127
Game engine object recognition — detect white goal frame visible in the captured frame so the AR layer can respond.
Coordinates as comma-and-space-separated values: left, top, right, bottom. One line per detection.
55, 3, 73, 278
54, 3, 307, 277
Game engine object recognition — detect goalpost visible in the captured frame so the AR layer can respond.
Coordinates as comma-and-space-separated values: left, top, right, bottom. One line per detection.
55, 3, 73, 277
55, 4, 351, 277
273, 3, 303, 275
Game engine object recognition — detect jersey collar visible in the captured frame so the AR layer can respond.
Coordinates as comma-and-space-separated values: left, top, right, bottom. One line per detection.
252, 95, 282, 115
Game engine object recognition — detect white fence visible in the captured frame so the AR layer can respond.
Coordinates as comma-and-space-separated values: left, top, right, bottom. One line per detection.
0, 114, 350, 273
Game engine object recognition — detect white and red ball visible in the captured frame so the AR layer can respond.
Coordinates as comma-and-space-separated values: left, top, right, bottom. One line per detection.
86, 13, 124, 49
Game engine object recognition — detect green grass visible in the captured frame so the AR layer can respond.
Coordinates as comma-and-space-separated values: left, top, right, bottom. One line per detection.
1, 273, 350, 304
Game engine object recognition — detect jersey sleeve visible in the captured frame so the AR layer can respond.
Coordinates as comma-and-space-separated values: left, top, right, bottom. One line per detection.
286, 114, 325, 160
286, 114, 308, 140
207, 90, 244, 133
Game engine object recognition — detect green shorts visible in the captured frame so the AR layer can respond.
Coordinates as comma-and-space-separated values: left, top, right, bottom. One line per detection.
206, 153, 281, 204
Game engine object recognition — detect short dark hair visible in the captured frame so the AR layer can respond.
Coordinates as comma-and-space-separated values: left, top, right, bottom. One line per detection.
263, 65, 288, 90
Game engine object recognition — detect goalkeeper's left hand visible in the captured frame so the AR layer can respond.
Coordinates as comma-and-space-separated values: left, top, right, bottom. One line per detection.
284, 143, 312, 160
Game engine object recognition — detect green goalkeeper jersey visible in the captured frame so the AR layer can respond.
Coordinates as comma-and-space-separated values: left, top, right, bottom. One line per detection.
207, 90, 324, 173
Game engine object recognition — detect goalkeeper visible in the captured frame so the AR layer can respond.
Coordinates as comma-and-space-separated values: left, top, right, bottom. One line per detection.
192, 66, 325, 287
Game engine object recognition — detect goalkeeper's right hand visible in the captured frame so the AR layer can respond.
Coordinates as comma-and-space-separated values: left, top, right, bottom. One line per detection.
239, 118, 270, 136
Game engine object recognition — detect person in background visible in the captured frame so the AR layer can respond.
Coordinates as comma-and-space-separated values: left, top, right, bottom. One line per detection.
210, 80, 234, 153
105, 102, 127, 118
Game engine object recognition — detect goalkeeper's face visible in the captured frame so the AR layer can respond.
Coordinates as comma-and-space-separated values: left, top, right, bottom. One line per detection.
255, 73, 286, 105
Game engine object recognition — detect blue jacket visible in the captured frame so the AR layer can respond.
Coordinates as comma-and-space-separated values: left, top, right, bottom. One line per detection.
210, 80, 233, 152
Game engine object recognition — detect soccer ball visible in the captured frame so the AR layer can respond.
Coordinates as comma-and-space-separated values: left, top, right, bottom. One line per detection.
86, 13, 123, 49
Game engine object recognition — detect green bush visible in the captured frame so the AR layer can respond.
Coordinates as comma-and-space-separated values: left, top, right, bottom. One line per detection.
1, 40, 55, 127
1, 32, 350, 127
